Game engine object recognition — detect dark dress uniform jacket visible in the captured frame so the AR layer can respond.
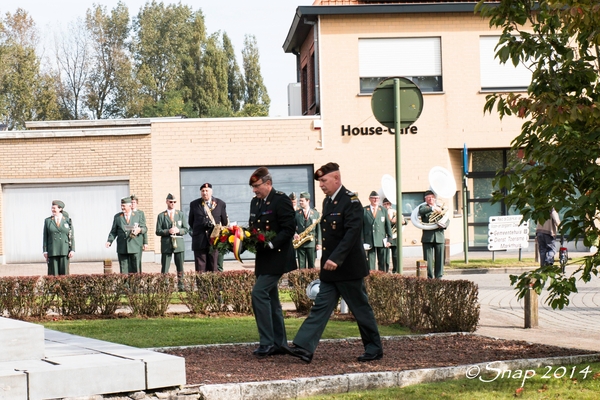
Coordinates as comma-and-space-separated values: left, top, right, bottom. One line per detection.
156, 210, 189, 253
320, 186, 369, 282
249, 189, 297, 275
189, 197, 228, 250
43, 215, 74, 255
106, 211, 145, 254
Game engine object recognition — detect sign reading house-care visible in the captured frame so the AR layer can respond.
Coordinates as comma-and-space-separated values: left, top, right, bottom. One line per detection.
340, 125, 418, 136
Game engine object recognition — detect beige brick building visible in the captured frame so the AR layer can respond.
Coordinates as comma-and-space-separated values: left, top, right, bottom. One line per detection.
0, 0, 529, 265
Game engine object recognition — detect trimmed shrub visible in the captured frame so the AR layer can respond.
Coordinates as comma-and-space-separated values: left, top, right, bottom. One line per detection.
285, 268, 320, 313
179, 272, 224, 314
220, 270, 255, 314
124, 273, 176, 317
0, 276, 53, 319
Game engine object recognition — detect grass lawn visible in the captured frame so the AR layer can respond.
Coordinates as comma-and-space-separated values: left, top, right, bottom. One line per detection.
307, 362, 600, 399
40, 316, 410, 348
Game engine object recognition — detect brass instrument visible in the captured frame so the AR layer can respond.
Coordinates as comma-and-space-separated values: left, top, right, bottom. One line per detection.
428, 203, 449, 224
293, 217, 321, 249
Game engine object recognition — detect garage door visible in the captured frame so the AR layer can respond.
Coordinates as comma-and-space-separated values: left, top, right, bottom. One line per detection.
180, 165, 315, 261
3, 182, 129, 263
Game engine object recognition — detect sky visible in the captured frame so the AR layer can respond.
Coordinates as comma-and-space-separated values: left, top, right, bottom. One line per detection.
10, 0, 312, 117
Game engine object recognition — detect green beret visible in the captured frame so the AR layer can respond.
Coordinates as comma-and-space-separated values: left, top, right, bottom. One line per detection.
130, 194, 138, 201
369, 191, 379, 197
121, 197, 132, 204
166, 193, 176, 200
289, 192, 297, 200
300, 192, 310, 200
424, 190, 435, 199
52, 200, 65, 209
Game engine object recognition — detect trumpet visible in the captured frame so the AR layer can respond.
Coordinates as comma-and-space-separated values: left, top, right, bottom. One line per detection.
293, 217, 321, 249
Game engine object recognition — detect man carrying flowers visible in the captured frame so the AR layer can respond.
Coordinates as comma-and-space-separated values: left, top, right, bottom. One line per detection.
247, 166, 297, 358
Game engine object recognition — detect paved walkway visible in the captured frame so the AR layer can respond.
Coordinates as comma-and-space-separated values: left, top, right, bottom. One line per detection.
2, 250, 599, 352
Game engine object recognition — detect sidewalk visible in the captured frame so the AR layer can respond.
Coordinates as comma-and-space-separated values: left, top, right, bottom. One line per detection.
2, 250, 599, 352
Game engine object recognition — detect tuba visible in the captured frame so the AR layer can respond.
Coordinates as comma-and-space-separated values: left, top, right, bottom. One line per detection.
293, 216, 321, 249
411, 166, 457, 230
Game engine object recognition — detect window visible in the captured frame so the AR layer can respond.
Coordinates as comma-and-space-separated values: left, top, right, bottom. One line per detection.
480, 36, 531, 91
358, 37, 443, 94
399, 193, 426, 217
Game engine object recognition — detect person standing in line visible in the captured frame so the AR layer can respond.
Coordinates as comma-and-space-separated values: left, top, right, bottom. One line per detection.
248, 167, 297, 357
419, 190, 449, 279
105, 197, 146, 273
382, 197, 406, 273
156, 193, 189, 291
188, 183, 228, 272
294, 192, 321, 269
130, 195, 148, 272
536, 208, 561, 267
363, 191, 392, 271
289, 192, 298, 210
284, 162, 383, 364
43, 200, 74, 275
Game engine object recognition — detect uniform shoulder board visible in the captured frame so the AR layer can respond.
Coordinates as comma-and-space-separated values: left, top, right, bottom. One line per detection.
345, 190, 360, 202
275, 190, 286, 196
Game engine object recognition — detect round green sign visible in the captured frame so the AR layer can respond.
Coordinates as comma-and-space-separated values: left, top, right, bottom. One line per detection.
371, 77, 424, 130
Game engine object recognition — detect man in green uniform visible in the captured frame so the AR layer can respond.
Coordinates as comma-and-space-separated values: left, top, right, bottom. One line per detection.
363, 191, 393, 271
130, 195, 148, 272
156, 193, 189, 290
419, 190, 449, 279
294, 192, 321, 269
105, 196, 146, 273
43, 200, 74, 275
248, 167, 297, 357
284, 162, 383, 363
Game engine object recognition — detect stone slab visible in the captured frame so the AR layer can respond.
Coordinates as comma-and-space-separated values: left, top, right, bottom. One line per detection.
0, 317, 44, 362
0, 368, 27, 400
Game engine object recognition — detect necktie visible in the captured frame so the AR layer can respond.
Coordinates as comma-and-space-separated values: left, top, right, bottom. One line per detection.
56, 217, 61, 227
126, 214, 130, 224
372, 207, 376, 217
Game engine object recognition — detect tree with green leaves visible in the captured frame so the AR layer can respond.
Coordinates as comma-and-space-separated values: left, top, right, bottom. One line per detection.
223, 32, 244, 113
84, 2, 132, 119
476, 0, 600, 309
0, 9, 59, 128
241, 34, 269, 116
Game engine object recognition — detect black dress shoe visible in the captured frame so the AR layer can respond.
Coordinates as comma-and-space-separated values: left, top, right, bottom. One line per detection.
253, 345, 276, 357
357, 352, 383, 362
282, 344, 313, 363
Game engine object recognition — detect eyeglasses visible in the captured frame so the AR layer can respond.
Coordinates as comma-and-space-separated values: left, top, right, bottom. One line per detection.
168, 201, 177, 203
251, 181, 267, 189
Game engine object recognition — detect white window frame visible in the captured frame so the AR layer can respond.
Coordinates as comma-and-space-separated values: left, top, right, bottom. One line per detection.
480, 36, 531, 91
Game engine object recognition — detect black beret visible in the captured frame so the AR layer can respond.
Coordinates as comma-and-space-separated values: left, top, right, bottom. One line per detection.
249, 167, 270, 185
314, 162, 339, 180
200, 183, 212, 190
424, 190, 435, 199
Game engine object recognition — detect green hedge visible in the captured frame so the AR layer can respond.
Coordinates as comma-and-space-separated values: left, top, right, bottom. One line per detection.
0, 270, 479, 333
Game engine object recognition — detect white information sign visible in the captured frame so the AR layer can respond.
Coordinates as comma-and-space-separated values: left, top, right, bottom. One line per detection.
487, 215, 529, 251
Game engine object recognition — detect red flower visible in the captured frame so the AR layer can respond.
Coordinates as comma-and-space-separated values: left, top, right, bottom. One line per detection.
257, 233, 265, 242
219, 235, 228, 243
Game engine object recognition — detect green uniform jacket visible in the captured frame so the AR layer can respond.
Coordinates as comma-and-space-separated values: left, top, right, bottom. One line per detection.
249, 189, 297, 275
155, 209, 189, 254
43, 215, 74, 255
419, 204, 449, 243
294, 208, 321, 248
362, 205, 393, 248
106, 211, 146, 254
135, 209, 148, 246
320, 186, 369, 282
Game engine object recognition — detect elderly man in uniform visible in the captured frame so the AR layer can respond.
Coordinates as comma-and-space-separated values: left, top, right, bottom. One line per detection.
43, 200, 75, 275
284, 162, 383, 363
188, 183, 228, 272
294, 192, 321, 269
105, 196, 146, 273
248, 167, 297, 357
419, 190, 449, 279
363, 191, 393, 271
156, 193, 189, 290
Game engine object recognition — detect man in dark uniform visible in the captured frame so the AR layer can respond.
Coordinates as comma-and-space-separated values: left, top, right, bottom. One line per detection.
188, 183, 228, 272
284, 162, 383, 363
419, 190, 449, 279
156, 193, 189, 290
105, 196, 146, 273
248, 167, 297, 357
363, 191, 393, 271
43, 200, 74, 275
294, 192, 321, 269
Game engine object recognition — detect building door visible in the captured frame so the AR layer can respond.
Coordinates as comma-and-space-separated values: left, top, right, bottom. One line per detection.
180, 165, 314, 261
2, 182, 129, 263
